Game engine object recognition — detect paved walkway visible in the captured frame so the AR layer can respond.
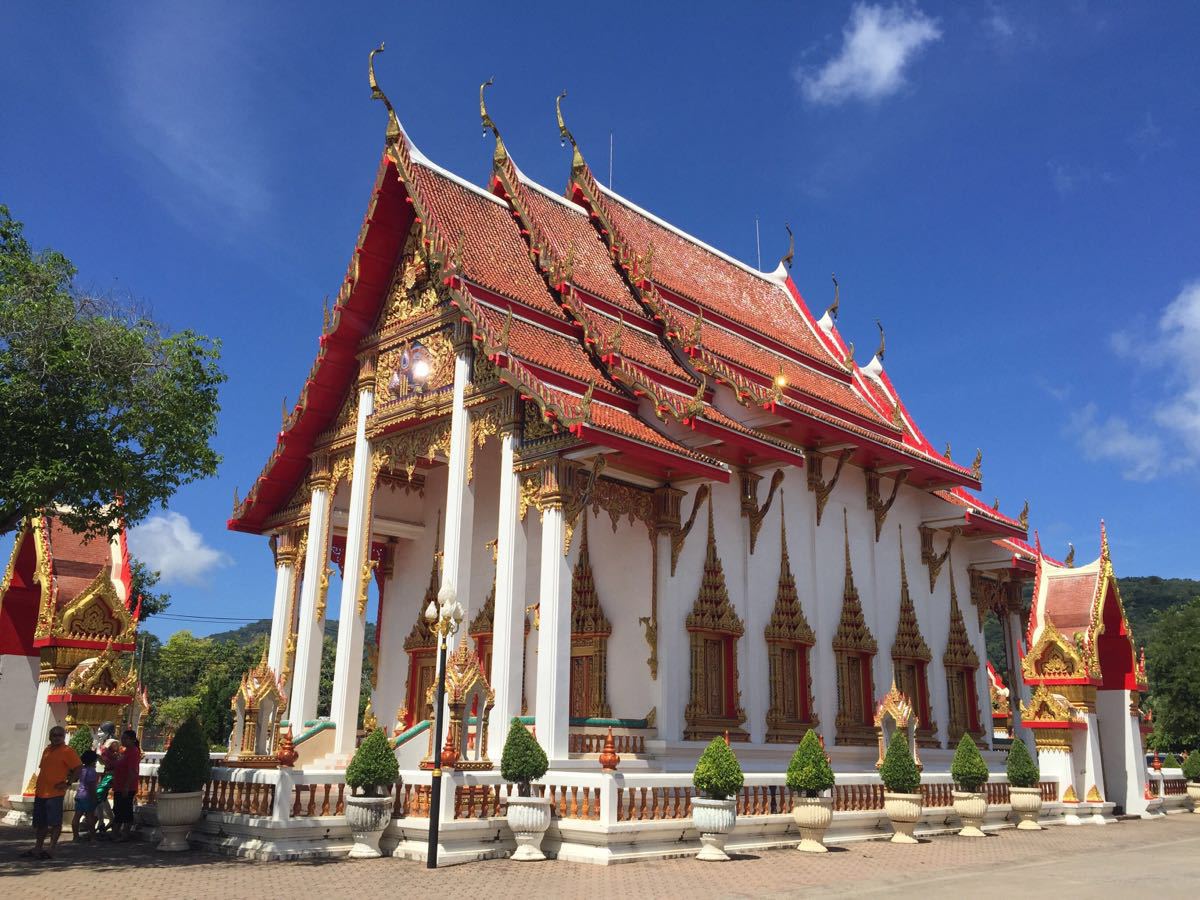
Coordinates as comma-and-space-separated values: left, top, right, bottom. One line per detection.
1, 815, 1197, 899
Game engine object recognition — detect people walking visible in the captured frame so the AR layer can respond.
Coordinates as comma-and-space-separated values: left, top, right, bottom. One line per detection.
20, 726, 81, 859
93, 721, 119, 837
71, 750, 100, 841
110, 729, 142, 842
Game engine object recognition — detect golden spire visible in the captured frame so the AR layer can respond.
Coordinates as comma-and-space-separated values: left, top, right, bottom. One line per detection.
368, 43, 401, 143
480, 77, 507, 163
826, 273, 840, 320
843, 507, 855, 596
780, 223, 794, 270
1018, 499, 1029, 530
779, 491, 789, 564
1065, 542, 1075, 568
943, 441, 952, 461
874, 320, 886, 361
971, 448, 983, 480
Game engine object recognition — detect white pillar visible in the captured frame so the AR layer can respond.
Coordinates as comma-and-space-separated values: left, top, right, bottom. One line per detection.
330, 374, 376, 756
267, 535, 297, 675
535, 501, 573, 762
289, 466, 334, 727
439, 350, 476, 633
1004, 609, 1033, 746
21, 679, 55, 790
489, 427, 527, 755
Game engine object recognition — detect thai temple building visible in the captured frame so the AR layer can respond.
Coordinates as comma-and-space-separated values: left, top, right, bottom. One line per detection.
0, 514, 145, 819
9, 55, 1178, 859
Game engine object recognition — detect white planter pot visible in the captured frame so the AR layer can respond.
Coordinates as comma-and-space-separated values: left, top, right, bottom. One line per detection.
883, 792, 922, 844
692, 797, 737, 861
1187, 782, 1200, 813
1010, 786, 1044, 830
344, 794, 393, 858
952, 790, 988, 837
506, 795, 551, 861
791, 795, 833, 852
156, 791, 203, 852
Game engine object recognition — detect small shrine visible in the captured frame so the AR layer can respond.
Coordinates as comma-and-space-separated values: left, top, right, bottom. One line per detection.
873, 680, 922, 770
422, 642, 495, 770
0, 514, 142, 804
228, 648, 287, 766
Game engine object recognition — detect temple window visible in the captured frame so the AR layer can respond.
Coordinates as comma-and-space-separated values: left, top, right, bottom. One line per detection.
943, 568, 984, 745
684, 499, 747, 741
891, 528, 938, 746
765, 504, 818, 743
833, 510, 878, 745
569, 517, 611, 719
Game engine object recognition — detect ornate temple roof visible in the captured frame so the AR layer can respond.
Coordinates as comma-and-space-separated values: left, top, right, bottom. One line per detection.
227, 64, 1013, 533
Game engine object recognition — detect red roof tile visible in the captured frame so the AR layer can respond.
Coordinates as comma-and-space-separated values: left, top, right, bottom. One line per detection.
1043, 573, 1099, 634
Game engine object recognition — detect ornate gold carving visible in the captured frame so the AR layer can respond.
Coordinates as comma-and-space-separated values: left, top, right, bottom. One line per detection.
1018, 499, 1029, 531
971, 449, 983, 480
891, 529, 931, 663
53, 568, 137, 646
866, 470, 907, 541
1021, 684, 1077, 725
765, 499, 817, 742
421, 643, 495, 770
684, 498, 747, 742
63, 644, 137, 696
943, 569, 979, 670
1022, 618, 1087, 682
919, 524, 959, 593
1086, 784, 1102, 803
382, 230, 442, 328
640, 537, 660, 680
740, 469, 784, 554
806, 448, 853, 527
372, 420, 453, 478
670, 484, 710, 576
834, 509, 878, 746
873, 679, 923, 769
561, 456, 606, 556
466, 403, 503, 484
570, 517, 611, 718
833, 510, 877, 657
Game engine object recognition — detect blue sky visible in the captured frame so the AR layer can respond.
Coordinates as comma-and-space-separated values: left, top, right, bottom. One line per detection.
3, 1, 1197, 637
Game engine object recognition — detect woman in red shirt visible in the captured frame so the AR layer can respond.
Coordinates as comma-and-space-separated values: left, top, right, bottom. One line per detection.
110, 730, 142, 842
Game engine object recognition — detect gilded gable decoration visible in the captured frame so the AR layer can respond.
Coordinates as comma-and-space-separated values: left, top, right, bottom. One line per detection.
53, 567, 137, 646
891, 530, 931, 663
765, 499, 817, 742
834, 509, 877, 746
943, 569, 979, 669
382, 229, 443, 328
832, 511, 877, 656
1021, 617, 1088, 682
570, 516, 611, 719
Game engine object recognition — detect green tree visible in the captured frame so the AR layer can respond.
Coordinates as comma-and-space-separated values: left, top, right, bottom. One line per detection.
1146, 597, 1200, 750
0, 204, 224, 536
692, 737, 745, 800
129, 558, 170, 621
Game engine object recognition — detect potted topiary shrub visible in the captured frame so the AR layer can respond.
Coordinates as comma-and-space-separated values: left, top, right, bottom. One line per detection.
1162, 753, 1180, 770
64, 726, 93, 813
500, 718, 550, 861
343, 728, 400, 858
879, 732, 922, 844
692, 737, 744, 861
950, 733, 990, 837
1182, 750, 1200, 813
786, 730, 835, 852
156, 716, 212, 851
1006, 737, 1042, 830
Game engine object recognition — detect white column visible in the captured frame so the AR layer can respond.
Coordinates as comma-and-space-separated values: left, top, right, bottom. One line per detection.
439, 350, 476, 633
21, 679, 55, 790
1004, 609, 1032, 745
535, 502, 573, 762
330, 376, 376, 756
489, 427, 527, 755
289, 467, 333, 727
266, 535, 296, 675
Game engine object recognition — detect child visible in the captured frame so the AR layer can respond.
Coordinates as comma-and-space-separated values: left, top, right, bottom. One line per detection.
72, 750, 100, 841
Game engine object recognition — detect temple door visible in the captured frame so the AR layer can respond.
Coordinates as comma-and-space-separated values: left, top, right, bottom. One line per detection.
569, 650, 593, 719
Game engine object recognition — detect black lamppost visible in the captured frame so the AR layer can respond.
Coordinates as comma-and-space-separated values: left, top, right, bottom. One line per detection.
424, 585, 463, 869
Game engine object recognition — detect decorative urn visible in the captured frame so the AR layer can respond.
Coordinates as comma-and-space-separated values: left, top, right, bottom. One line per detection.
344, 794, 394, 858
156, 791, 205, 851
1009, 787, 1043, 830
883, 792, 923, 843
792, 796, 834, 852
692, 797, 738, 861
951, 790, 988, 837
506, 794, 552, 861
1187, 782, 1200, 814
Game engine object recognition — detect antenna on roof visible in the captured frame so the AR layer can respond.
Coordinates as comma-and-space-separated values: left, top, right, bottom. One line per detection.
609, 132, 613, 189
755, 217, 762, 270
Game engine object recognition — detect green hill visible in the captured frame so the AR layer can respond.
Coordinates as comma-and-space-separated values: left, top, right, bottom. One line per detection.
209, 618, 372, 646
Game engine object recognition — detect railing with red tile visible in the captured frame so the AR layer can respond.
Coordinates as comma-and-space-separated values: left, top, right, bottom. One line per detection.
206, 779, 275, 816
1040, 781, 1059, 802
833, 783, 885, 811
1163, 778, 1187, 796
568, 732, 646, 755
290, 782, 346, 817
136, 774, 158, 805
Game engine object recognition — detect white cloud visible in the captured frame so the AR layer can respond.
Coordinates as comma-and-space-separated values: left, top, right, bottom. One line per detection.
1048, 161, 1115, 196
107, 3, 272, 228
1081, 280, 1200, 480
128, 512, 231, 586
1066, 404, 1166, 482
799, 4, 942, 105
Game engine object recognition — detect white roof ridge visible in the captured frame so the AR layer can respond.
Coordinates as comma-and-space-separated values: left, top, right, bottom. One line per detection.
596, 182, 777, 284
408, 149, 507, 208
518, 171, 587, 214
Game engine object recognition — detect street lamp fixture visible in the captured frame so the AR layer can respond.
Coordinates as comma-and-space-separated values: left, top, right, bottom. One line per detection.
425, 584, 463, 868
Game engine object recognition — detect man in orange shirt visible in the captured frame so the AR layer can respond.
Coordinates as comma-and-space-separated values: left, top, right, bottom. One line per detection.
21, 725, 81, 859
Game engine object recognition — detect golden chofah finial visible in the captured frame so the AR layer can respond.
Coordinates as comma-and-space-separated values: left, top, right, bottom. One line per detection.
556, 90, 576, 149
780, 223, 794, 270
943, 441, 952, 461
971, 448, 983, 480
1018, 499, 1029, 530
480, 77, 507, 163
844, 341, 855, 367
874, 320, 886, 362
368, 43, 401, 142
826, 273, 840, 320
1065, 542, 1076, 568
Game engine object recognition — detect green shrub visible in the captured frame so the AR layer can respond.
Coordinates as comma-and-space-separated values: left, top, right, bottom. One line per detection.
500, 718, 548, 797
345, 728, 400, 797
693, 737, 744, 800
1182, 751, 1200, 783
1005, 737, 1040, 788
879, 732, 921, 795
158, 716, 212, 793
1162, 753, 1180, 769
950, 733, 990, 792
786, 729, 835, 797
68, 726, 93, 758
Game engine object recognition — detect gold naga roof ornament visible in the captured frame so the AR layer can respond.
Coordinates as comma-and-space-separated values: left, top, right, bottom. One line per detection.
479, 76, 507, 163
555, 90, 586, 176
971, 448, 983, 480
874, 320, 886, 362
826, 273, 840, 320
780, 223, 794, 270
368, 42, 401, 142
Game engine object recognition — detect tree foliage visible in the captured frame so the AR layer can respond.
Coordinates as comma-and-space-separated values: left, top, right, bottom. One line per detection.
500, 718, 548, 796
1005, 737, 1040, 788
0, 204, 225, 536
69, 725, 94, 757
785, 729, 835, 796
693, 737, 744, 801
345, 729, 399, 796
1145, 596, 1200, 750
879, 732, 921, 795
157, 716, 212, 793
1182, 751, 1200, 783
128, 558, 170, 621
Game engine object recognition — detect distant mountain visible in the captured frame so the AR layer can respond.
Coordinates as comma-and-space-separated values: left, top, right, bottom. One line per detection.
209, 618, 371, 645
1118, 577, 1200, 639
